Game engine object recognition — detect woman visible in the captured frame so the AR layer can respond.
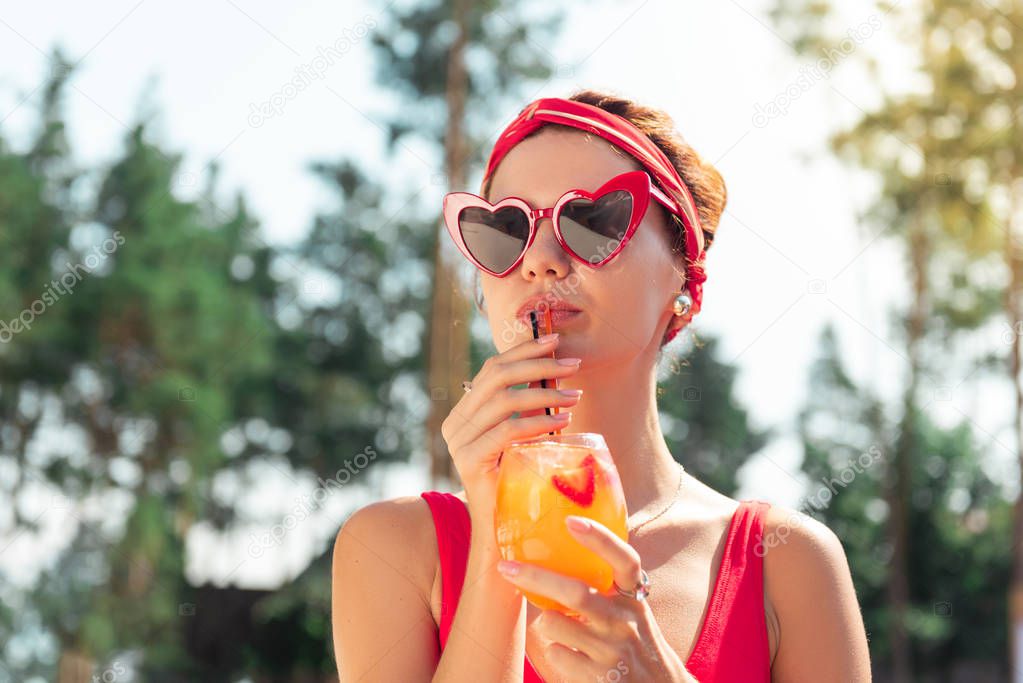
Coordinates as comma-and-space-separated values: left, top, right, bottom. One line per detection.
332, 90, 872, 682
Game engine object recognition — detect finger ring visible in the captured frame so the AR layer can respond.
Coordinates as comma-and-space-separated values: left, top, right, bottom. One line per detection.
462, 380, 473, 393
613, 568, 651, 601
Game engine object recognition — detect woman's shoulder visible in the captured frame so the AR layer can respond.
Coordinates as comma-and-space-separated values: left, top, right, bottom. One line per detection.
757, 503, 848, 564
757, 503, 851, 576
336, 489, 470, 559
333, 493, 442, 597
754, 503, 868, 676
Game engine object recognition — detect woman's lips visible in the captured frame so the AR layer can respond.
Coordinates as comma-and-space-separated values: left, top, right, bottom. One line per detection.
519, 309, 582, 325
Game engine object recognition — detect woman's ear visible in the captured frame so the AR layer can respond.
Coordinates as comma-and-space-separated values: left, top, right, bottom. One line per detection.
664, 318, 685, 345
663, 290, 698, 345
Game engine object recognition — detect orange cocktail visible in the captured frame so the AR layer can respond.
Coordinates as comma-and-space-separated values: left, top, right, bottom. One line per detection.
494, 433, 627, 614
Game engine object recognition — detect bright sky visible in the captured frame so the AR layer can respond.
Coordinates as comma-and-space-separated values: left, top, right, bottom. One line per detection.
0, 0, 1014, 591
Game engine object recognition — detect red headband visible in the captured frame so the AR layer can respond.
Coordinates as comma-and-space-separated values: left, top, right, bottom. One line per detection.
482, 97, 708, 329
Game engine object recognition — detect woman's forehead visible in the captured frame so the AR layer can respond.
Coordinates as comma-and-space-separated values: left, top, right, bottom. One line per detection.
485, 128, 641, 203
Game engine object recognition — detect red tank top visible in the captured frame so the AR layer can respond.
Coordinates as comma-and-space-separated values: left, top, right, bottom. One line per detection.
420, 491, 772, 682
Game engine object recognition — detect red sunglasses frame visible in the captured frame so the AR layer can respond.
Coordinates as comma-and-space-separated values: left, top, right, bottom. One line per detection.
442, 170, 677, 277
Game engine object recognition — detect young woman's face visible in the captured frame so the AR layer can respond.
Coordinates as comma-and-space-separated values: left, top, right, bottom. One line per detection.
481, 127, 687, 365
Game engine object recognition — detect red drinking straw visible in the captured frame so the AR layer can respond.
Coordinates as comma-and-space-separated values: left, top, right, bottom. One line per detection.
529, 307, 563, 435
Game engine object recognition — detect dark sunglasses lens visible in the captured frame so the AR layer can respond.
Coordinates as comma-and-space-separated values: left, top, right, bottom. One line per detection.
458, 206, 530, 273
559, 190, 634, 264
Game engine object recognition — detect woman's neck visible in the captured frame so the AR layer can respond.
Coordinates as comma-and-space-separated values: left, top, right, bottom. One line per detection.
552, 353, 682, 520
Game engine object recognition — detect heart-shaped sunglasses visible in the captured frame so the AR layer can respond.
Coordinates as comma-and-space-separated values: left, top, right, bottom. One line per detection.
442, 170, 677, 276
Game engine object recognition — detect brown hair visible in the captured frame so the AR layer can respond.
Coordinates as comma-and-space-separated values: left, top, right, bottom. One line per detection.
480, 88, 727, 270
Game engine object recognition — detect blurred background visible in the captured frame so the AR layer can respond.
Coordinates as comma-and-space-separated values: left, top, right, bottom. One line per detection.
0, 0, 1018, 681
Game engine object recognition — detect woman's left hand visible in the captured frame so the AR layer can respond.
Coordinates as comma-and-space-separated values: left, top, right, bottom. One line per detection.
496, 515, 698, 683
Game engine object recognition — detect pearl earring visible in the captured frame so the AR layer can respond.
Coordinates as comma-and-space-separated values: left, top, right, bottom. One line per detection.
672, 292, 692, 317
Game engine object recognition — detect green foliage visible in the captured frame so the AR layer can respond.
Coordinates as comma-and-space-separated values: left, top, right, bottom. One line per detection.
0, 49, 282, 679
659, 336, 772, 495
769, 0, 1019, 675
284, 157, 437, 475
798, 325, 1010, 673
369, 0, 565, 157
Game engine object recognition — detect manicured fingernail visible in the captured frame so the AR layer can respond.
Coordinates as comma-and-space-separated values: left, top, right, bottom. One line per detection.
498, 560, 520, 576
558, 389, 583, 397
556, 357, 582, 365
566, 516, 591, 533
536, 333, 559, 344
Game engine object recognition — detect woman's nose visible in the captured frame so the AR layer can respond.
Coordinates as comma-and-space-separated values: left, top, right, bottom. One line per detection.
519, 217, 571, 279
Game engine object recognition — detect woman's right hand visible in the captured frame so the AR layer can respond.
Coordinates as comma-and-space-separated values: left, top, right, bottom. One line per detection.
440, 333, 583, 526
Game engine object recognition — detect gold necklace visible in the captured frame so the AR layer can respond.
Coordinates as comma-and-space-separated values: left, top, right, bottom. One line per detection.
627, 462, 686, 534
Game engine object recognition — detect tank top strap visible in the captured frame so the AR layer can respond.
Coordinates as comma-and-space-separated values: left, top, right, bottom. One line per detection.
420, 491, 472, 650
420, 491, 545, 682
687, 499, 773, 682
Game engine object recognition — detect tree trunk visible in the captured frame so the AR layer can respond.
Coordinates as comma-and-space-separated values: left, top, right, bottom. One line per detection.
57, 648, 93, 683
425, 0, 472, 488
1006, 173, 1023, 683
887, 209, 931, 682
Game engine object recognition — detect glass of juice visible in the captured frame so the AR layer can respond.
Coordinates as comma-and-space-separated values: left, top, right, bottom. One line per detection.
494, 433, 627, 615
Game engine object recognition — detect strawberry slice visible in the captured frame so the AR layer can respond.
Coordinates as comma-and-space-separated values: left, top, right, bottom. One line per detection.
551, 454, 597, 507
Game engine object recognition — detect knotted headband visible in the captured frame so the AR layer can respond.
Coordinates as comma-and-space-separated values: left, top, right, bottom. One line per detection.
482, 96, 709, 322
